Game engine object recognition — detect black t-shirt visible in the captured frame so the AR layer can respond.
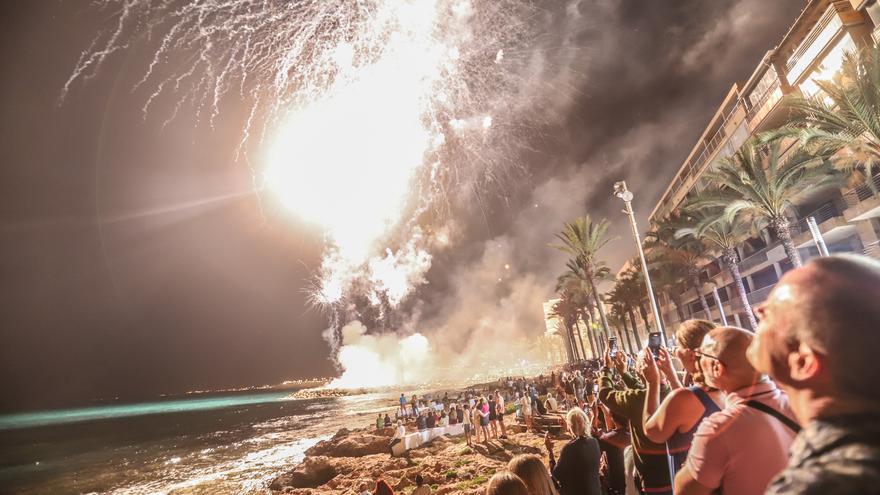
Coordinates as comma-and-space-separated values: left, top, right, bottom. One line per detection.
551, 436, 602, 495
599, 429, 630, 493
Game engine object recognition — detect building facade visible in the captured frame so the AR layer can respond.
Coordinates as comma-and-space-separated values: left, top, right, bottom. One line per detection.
631, 0, 880, 335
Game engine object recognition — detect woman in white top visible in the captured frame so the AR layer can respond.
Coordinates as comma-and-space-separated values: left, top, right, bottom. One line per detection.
389, 420, 407, 455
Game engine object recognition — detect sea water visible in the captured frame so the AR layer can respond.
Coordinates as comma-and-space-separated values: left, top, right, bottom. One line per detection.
0, 390, 400, 494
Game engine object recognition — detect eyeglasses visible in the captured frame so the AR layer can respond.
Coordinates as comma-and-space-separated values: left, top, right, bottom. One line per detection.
694, 349, 725, 366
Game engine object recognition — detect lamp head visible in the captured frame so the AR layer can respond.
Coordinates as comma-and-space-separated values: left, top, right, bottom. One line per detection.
613, 181, 633, 202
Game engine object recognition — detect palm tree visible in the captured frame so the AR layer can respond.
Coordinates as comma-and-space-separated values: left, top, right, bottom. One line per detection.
559, 258, 615, 358
646, 213, 715, 321
763, 44, 880, 187
549, 295, 582, 363
691, 139, 840, 267
649, 263, 689, 326
608, 304, 635, 354
677, 206, 759, 329
607, 274, 645, 349
551, 216, 616, 341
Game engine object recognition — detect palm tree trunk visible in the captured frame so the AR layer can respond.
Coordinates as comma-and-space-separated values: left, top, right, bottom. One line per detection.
724, 250, 758, 330
620, 320, 635, 354
573, 320, 587, 362
561, 324, 574, 364
771, 217, 803, 267
588, 303, 606, 356
588, 277, 611, 342
638, 302, 650, 330
671, 293, 686, 324
690, 275, 712, 322
627, 308, 641, 348
584, 311, 598, 359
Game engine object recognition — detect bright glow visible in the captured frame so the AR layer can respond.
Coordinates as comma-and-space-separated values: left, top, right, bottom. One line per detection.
328, 321, 430, 389
265, 32, 442, 265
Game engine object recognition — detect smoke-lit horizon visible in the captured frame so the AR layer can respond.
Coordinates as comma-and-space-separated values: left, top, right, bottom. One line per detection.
0, 0, 805, 410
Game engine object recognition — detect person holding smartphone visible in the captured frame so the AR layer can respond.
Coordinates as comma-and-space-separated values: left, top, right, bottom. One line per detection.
641, 320, 722, 473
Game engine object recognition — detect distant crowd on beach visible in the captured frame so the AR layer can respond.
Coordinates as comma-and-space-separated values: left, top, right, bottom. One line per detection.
361, 256, 880, 495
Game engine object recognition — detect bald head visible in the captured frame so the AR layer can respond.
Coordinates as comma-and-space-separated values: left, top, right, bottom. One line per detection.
761, 255, 880, 402
701, 327, 758, 391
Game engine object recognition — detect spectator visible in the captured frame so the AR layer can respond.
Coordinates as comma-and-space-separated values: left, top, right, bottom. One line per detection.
463, 403, 474, 446
747, 255, 880, 494
496, 389, 509, 439
399, 393, 407, 417
359, 481, 372, 495
375, 479, 395, 495
384, 413, 392, 427
412, 474, 431, 495
508, 454, 559, 495
485, 472, 530, 495
439, 410, 449, 427
478, 397, 491, 442
544, 407, 601, 495
520, 392, 534, 432
449, 405, 458, 426
417, 411, 427, 431
489, 393, 499, 439
389, 419, 406, 455
598, 346, 672, 494
426, 409, 436, 429
597, 403, 630, 495
376, 414, 383, 429
544, 393, 558, 413
674, 327, 797, 495
642, 320, 721, 471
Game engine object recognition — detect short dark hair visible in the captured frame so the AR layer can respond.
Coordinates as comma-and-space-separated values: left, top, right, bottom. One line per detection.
415, 474, 424, 486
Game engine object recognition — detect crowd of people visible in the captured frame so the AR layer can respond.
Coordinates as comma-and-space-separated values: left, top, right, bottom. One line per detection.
365, 255, 880, 495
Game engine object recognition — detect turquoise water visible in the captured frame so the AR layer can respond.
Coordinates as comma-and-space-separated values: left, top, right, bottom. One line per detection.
0, 391, 292, 430
0, 390, 398, 494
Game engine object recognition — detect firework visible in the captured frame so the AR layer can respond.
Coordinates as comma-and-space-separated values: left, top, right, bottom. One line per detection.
66, 0, 548, 382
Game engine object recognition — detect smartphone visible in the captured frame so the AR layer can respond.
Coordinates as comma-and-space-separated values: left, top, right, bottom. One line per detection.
648, 332, 662, 358
609, 336, 619, 357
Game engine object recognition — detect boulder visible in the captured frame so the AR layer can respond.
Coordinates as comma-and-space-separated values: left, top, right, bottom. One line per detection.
306, 431, 391, 457
270, 456, 337, 490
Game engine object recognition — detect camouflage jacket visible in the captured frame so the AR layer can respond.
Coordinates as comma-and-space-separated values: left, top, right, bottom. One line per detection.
766, 413, 880, 495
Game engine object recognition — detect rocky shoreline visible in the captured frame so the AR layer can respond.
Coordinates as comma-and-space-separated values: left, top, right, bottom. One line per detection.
269, 422, 561, 494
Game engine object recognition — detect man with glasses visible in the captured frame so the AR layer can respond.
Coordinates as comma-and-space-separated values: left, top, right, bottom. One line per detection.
748, 254, 880, 494
673, 327, 797, 495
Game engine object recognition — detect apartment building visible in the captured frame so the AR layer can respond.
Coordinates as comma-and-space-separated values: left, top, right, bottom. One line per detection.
632, 0, 880, 334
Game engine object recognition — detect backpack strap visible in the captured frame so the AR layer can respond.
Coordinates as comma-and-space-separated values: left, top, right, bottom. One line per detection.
745, 400, 802, 433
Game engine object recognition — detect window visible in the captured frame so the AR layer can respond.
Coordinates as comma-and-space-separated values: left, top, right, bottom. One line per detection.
751, 266, 779, 291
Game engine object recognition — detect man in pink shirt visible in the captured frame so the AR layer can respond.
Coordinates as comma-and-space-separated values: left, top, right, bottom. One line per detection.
674, 327, 798, 495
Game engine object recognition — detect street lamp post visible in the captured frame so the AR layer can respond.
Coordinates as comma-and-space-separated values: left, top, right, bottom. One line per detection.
613, 181, 667, 341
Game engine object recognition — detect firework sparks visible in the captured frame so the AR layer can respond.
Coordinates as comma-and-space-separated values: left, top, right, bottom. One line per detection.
65, 0, 547, 386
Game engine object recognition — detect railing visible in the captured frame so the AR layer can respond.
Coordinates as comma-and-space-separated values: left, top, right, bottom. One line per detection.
745, 80, 781, 124
739, 249, 769, 273
843, 173, 880, 209
786, 5, 838, 77
746, 285, 775, 306
865, 241, 880, 260
795, 201, 840, 234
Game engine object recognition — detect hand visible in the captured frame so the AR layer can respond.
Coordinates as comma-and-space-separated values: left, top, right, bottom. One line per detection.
656, 347, 676, 380
612, 351, 627, 374
602, 346, 613, 369
641, 349, 660, 385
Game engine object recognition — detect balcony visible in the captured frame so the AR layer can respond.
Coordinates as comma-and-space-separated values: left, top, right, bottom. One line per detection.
793, 201, 858, 248
865, 241, 880, 260
843, 172, 880, 222
746, 285, 775, 306
739, 249, 769, 273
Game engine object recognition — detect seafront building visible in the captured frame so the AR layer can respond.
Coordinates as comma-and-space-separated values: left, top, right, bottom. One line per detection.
623, 0, 880, 337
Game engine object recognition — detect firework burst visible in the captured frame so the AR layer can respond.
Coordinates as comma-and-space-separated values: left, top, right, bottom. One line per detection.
66, 0, 550, 364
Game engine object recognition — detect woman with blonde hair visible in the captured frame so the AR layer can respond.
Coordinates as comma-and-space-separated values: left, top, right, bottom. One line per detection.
543, 407, 601, 494
641, 319, 722, 471
508, 454, 559, 495
485, 472, 530, 495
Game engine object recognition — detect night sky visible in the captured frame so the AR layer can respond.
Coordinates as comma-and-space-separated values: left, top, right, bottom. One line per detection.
1, 0, 804, 412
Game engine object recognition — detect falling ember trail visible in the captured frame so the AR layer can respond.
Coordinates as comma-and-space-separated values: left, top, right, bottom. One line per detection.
66, 0, 548, 388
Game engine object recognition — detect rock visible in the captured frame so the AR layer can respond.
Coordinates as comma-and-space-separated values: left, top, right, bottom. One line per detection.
270, 456, 337, 490
305, 432, 391, 457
